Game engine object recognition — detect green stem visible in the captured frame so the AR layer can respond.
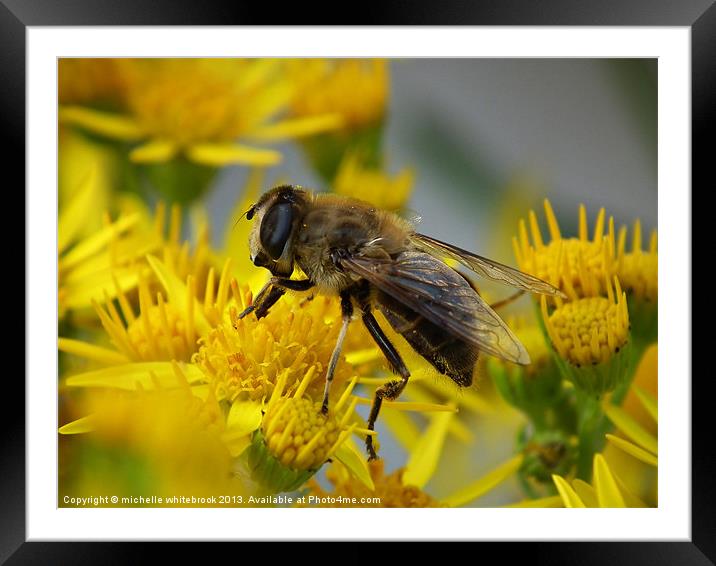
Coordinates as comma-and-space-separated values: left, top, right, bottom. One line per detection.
575, 393, 607, 480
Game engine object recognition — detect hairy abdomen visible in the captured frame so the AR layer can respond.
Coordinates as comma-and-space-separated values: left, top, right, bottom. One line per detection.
375, 290, 478, 386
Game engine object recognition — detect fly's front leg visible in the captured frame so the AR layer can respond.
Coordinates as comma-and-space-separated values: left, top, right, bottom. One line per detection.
239, 277, 314, 320
321, 291, 353, 414
361, 307, 410, 461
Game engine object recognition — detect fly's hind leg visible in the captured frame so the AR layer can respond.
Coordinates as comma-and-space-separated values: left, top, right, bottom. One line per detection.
489, 289, 526, 311
361, 308, 410, 461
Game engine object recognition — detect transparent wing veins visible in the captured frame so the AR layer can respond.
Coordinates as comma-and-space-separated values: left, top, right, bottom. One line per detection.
411, 233, 565, 297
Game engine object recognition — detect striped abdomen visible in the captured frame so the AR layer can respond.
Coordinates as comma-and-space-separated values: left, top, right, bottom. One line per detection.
375, 290, 478, 387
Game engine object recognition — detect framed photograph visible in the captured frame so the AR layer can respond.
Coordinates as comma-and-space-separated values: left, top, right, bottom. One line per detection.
8, 1, 706, 561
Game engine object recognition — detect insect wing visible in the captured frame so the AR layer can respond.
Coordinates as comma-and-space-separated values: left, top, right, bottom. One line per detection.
411, 233, 564, 297
340, 251, 530, 365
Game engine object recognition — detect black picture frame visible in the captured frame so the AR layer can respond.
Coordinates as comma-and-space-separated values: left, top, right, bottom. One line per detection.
6, 1, 705, 561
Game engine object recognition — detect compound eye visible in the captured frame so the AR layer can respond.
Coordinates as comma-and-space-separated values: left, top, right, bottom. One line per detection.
260, 203, 293, 260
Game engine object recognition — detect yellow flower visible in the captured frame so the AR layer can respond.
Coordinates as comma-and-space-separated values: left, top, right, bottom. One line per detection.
58, 197, 210, 325
59, 58, 343, 168
59, 128, 115, 240
287, 59, 389, 130
285, 59, 390, 181
58, 200, 152, 321
540, 276, 631, 396
240, 370, 373, 494
513, 200, 617, 303
552, 453, 647, 508
194, 294, 354, 403
617, 220, 658, 304
302, 459, 445, 507
616, 220, 658, 343
302, 411, 525, 507
59, 382, 249, 506
333, 152, 414, 211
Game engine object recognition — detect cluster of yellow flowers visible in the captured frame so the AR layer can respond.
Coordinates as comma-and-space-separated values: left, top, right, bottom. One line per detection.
58, 58, 657, 509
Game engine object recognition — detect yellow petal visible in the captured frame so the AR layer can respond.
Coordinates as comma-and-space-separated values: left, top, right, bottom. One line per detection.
442, 454, 524, 508
353, 397, 457, 413
186, 143, 282, 167
59, 105, 144, 141
552, 475, 586, 508
58, 337, 129, 365
61, 267, 139, 311
334, 437, 375, 491
572, 479, 599, 507
146, 254, 210, 336
249, 114, 344, 141
65, 362, 204, 390
613, 473, 649, 508
129, 139, 178, 164
606, 434, 658, 467
633, 386, 658, 423
505, 495, 564, 508
59, 213, 140, 273
604, 404, 657, 455
593, 454, 626, 507
222, 432, 252, 458
226, 400, 263, 436
58, 167, 99, 253
403, 411, 453, 488
418, 379, 495, 414
58, 415, 96, 434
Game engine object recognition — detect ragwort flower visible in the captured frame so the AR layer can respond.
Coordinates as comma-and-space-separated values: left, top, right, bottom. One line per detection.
59, 58, 343, 169
540, 275, 631, 396
513, 200, 617, 304
59, 380, 249, 506
285, 59, 390, 181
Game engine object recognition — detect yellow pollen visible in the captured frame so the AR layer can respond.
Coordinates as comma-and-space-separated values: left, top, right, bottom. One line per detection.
262, 397, 341, 471
541, 277, 629, 367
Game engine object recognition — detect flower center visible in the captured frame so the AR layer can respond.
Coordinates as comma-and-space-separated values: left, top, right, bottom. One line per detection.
261, 397, 341, 471
545, 295, 629, 366
123, 59, 283, 146
193, 296, 352, 403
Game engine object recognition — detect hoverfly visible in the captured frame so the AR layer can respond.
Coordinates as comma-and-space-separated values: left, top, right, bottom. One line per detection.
240, 185, 563, 459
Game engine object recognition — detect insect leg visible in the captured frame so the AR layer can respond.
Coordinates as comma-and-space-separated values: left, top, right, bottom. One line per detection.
238, 277, 314, 319
361, 309, 411, 461
321, 291, 354, 414
489, 289, 526, 311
